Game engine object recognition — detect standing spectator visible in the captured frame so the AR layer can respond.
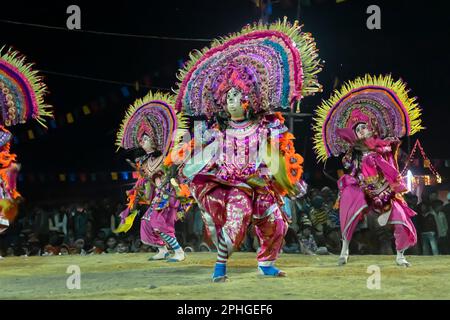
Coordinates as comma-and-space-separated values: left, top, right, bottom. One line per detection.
431, 200, 448, 254
110, 204, 123, 234
404, 194, 421, 255
48, 207, 68, 239
73, 205, 89, 240
418, 202, 439, 255
48, 207, 67, 235
66, 229, 76, 247
33, 207, 50, 247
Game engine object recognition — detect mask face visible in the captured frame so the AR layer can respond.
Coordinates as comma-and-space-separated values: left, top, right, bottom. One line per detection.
139, 134, 156, 153
354, 123, 373, 140
225, 88, 245, 120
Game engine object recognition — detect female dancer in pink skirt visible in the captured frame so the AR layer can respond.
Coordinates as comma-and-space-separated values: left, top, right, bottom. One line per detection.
114, 92, 192, 262
313, 75, 424, 267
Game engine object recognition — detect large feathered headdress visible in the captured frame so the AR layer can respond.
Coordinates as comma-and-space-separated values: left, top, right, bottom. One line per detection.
175, 17, 322, 118
0, 46, 53, 128
116, 91, 189, 163
312, 74, 424, 162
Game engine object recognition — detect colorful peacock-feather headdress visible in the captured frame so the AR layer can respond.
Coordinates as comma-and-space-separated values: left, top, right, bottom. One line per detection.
116, 91, 189, 161
312, 74, 424, 163
174, 17, 322, 118
0, 46, 53, 128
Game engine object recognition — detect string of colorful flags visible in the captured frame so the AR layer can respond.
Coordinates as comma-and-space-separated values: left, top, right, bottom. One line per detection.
12, 85, 137, 144
17, 171, 318, 184
18, 171, 140, 184
12, 71, 175, 144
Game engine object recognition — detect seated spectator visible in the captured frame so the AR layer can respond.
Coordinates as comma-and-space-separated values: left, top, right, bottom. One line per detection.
117, 241, 130, 254
283, 227, 300, 253
88, 240, 106, 255
298, 223, 318, 255
42, 244, 59, 256
298, 218, 329, 255
59, 244, 70, 256
70, 239, 87, 255
105, 236, 118, 254
27, 234, 41, 256
130, 238, 141, 253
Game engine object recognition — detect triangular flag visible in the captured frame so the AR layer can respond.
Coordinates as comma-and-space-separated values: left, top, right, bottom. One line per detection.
111, 172, 118, 181
69, 173, 76, 182
66, 113, 74, 124
80, 173, 87, 183
27, 130, 35, 140
82, 105, 91, 115
49, 119, 57, 129
121, 86, 130, 97
121, 172, 130, 180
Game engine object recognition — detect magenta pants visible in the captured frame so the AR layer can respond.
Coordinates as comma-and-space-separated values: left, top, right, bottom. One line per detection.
191, 174, 288, 262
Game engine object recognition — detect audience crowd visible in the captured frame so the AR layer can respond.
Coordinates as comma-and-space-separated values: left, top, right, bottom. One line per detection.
1, 187, 449, 257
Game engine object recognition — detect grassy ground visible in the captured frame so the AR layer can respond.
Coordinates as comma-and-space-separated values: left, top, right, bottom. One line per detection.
0, 252, 449, 300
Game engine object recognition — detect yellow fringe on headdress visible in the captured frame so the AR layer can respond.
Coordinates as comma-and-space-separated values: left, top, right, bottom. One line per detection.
115, 91, 189, 151
312, 74, 424, 163
0, 46, 53, 127
175, 16, 323, 101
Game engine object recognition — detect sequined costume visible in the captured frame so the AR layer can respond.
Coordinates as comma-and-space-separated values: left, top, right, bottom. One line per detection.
312, 74, 423, 266
114, 92, 192, 261
0, 47, 53, 234
175, 18, 322, 280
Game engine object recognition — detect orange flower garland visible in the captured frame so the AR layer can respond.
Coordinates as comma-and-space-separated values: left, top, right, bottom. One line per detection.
277, 131, 304, 185
164, 139, 195, 167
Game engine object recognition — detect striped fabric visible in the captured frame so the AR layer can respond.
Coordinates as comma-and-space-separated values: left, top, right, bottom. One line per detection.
216, 230, 228, 264
159, 232, 181, 250
309, 208, 328, 227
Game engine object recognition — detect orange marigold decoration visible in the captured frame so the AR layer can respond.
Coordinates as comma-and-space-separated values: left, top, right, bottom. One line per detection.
178, 184, 191, 198
278, 131, 304, 186
273, 112, 285, 124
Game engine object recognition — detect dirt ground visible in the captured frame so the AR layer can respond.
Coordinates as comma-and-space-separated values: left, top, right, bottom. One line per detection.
1, 252, 449, 300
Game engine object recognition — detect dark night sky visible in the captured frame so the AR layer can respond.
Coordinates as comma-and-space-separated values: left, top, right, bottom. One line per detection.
1, 0, 449, 201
